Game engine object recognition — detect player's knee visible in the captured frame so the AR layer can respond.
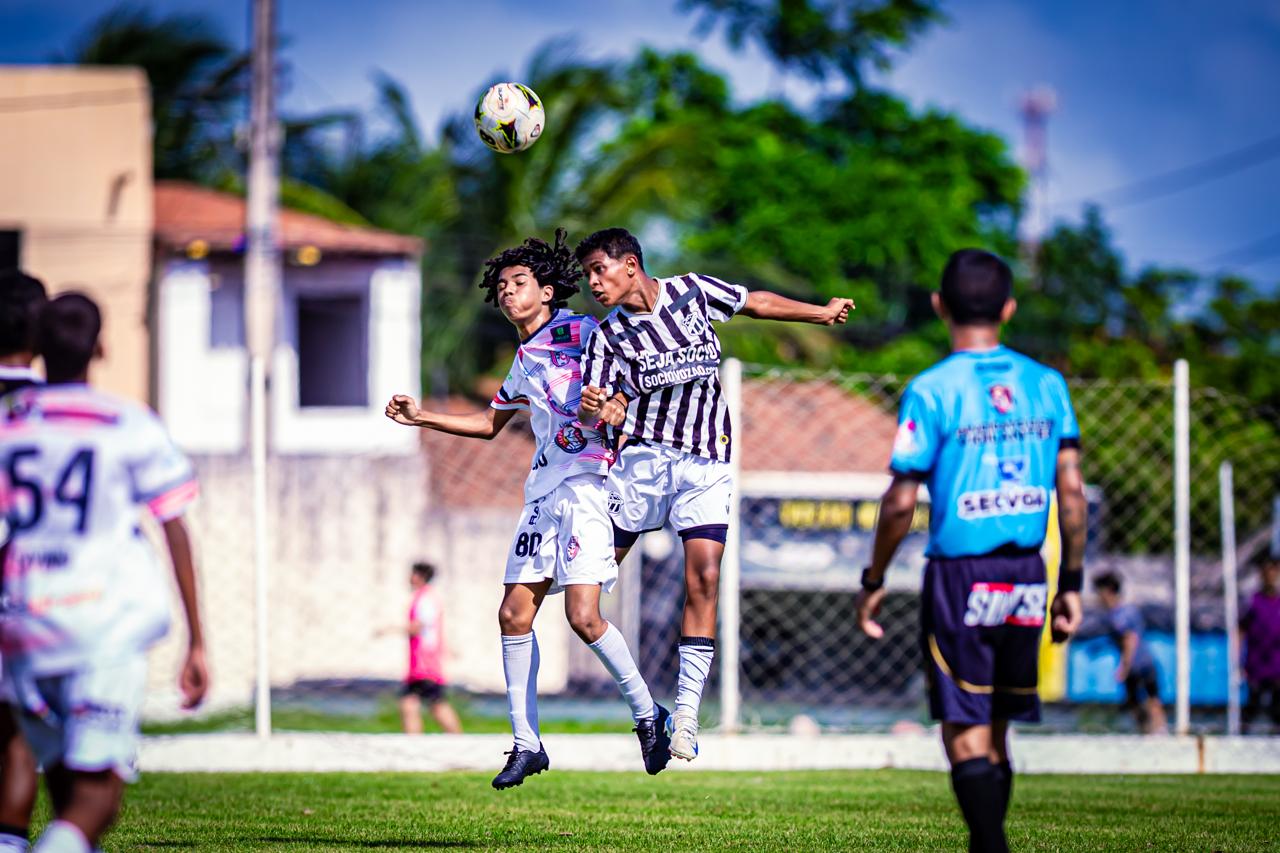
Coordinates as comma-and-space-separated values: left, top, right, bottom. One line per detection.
497, 604, 533, 635
566, 605, 604, 642
688, 562, 720, 599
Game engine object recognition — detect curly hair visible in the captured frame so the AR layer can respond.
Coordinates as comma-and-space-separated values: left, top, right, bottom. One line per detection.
480, 228, 582, 309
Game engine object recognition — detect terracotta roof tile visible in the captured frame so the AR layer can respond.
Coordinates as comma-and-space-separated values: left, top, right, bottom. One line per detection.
154, 180, 422, 256
423, 379, 898, 509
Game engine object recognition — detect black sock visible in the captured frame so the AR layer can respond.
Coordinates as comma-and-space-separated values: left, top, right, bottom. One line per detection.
950, 757, 1009, 853
993, 760, 1013, 822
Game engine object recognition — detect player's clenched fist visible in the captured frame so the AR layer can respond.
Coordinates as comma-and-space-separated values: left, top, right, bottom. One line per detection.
598, 397, 627, 427
580, 385, 608, 416
386, 394, 422, 426
823, 298, 855, 326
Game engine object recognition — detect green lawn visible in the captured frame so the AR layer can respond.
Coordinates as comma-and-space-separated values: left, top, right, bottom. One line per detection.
76, 770, 1280, 851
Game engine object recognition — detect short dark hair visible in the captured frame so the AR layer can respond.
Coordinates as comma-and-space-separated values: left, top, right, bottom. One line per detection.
939, 249, 1012, 325
1092, 571, 1122, 594
411, 561, 436, 583
574, 227, 644, 270
480, 228, 581, 310
0, 269, 49, 357
37, 292, 101, 382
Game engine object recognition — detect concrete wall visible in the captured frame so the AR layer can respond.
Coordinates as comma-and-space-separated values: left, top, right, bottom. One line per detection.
0, 65, 152, 402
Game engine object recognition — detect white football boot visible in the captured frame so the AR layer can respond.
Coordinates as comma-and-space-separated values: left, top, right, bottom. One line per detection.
666, 709, 700, 761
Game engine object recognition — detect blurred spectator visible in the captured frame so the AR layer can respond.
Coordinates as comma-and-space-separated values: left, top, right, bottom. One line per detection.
1094, 572, 1168, 734
1242, 557, 1280, 734
379, 562, 462, 734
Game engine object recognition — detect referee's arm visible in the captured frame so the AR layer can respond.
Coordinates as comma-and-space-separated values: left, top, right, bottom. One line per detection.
1050, 446, 1087, 642
856, 475, 920, 639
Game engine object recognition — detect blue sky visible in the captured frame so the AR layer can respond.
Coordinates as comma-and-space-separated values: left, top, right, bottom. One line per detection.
5, 0, 1279, 286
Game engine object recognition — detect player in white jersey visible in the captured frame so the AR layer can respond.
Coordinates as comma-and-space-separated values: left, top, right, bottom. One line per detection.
575, 227, 853, 761
0, 294, 208, 853
0, 270, 46, 853
385, 230, 670, 789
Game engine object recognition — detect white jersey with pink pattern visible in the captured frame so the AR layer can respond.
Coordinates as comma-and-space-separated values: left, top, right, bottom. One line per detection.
491, 310, 613, 503
0, 384, 198, 676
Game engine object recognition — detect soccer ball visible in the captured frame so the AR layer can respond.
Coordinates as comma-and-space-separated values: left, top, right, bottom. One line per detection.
474, 82, 545, 154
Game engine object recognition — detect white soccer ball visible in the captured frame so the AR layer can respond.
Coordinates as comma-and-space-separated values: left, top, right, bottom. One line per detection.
474, 82, 545, 154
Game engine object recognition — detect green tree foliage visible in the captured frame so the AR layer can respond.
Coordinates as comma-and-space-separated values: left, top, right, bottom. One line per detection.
67, 4, 246, 182
681, 0, 943, 87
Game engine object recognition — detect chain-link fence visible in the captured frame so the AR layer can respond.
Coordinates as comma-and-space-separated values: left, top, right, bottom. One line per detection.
139, 362, 1280, 735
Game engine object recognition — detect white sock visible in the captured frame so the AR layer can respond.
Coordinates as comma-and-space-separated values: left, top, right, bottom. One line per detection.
588, 622, 656, 723
502, 631, 540, 751
675, 637, 715, 718
0, 831, 29, 852
33, 821, 88, 853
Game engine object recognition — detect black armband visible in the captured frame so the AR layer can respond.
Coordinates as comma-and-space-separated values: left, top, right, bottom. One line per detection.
1058, 567, 1083, 593
860, 567, 885, 592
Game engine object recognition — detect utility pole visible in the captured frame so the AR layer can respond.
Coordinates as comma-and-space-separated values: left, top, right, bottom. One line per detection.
245, 0, 280, 740
1019, 85, 1057, 260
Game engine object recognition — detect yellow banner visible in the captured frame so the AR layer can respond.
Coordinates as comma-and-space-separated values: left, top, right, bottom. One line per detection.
1038, 493, 1068, 701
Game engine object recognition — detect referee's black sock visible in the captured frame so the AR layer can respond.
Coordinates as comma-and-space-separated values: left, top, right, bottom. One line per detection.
950, 757, 1009, 853
994, 760, 1014, 822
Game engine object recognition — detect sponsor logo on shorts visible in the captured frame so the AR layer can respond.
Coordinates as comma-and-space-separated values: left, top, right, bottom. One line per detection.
71, 701, 128, 725
566, 536, 581, 561
607, 492, 622, 515
957, 486, 1047, 520
963, 582, 1047, 627
988, 384, 1015, 414
554, 423, 588, 453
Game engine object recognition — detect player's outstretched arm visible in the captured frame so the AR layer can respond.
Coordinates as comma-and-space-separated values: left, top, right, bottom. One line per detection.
740, 291, 854, 326
385, 394, 516, 439
163, 517, 208, 710
856, 476, 920, 639
1051, 447, 1086, 643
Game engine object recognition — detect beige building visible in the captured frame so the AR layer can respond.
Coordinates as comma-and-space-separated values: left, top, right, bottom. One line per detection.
0, 65, 153, 402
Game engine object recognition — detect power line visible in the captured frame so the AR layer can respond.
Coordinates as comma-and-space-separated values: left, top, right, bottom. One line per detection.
1201, 229, 1280, 269
1054, 130, 1280, 211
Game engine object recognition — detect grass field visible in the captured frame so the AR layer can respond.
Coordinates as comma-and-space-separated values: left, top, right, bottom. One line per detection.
74, 769, 1280, 851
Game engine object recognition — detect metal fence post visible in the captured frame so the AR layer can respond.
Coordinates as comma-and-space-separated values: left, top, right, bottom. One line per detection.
720, 358, 743, 732
1220, 462, 1241, 736
1174, 359, 1191, 735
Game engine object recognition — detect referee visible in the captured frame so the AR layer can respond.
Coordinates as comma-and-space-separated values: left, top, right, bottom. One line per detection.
856, 249, 1086, 853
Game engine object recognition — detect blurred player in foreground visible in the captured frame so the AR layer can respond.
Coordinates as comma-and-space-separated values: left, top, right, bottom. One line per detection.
386, 230, 669, 789
856, 250, 1085, 853
0, 294, 208, 853
1242, 556, 1280, 733
0, 270, 46, 852
575, 227, 853, 761
388, 562, 462, 734
1093, 571, 1167, 734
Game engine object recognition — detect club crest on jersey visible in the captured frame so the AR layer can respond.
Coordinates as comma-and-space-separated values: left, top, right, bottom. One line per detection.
988, 384, 1015, 414
679, 309, 708, 338
566, 536, 581, 561
554, 423, 588, 454
963, 582, 1047, 627
894, 419, 918, 454
550, 350, 572, 368
607, 492, 622, 515
551, 324, 572, 343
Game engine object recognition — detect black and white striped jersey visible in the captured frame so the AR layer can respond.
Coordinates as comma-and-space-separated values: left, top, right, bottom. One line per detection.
582, 273, 748, 462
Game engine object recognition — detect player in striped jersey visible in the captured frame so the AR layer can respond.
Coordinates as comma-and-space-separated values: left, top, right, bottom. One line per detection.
575, 227, 853, 760
0, 293, 208, 853
0, 270, 46, 853
385, 231, 670, 789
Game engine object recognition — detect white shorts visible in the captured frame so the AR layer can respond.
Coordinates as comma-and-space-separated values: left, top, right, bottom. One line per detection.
607, 441, 733, 535
504, 474, 618, 595
11, 656, 148, 781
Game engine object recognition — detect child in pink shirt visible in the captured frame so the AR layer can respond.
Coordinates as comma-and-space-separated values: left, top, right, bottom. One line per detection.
398, 563, 461, 734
